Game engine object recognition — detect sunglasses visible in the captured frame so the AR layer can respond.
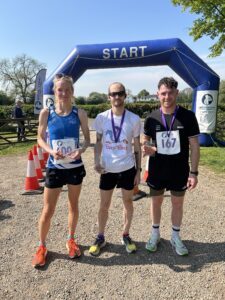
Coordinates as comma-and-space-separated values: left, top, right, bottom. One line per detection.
108, 91, 126, 97
54, 73, 73, 81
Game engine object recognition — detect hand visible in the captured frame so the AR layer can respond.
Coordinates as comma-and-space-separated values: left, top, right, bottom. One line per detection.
187, 175, 198, 191
94, 163, 106, 174
51, 150, 65, 160
67, 149, 82, 160
134, 172, 141, 186
142, 144, 157, 157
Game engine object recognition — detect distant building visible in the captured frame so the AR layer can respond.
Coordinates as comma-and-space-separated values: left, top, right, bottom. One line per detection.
136, 94, 158, 102
126, 95, 135, 103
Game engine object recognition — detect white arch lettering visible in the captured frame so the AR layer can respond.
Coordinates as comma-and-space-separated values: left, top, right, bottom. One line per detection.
102, 45, 147, 59
130, 47, 138, 57
120, 47, 128, 58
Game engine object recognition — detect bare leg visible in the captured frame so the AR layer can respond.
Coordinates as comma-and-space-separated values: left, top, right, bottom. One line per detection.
151, 195, 164, 225
38, 187, 61, 244
67, 184, 82, 236
171, 195, 184, 227
121, 189, 134, 234
98, 189, 114, 234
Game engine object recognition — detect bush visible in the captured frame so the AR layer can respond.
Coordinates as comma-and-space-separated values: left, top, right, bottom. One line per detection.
0, 104, 35, 119
77, 102, 193, 118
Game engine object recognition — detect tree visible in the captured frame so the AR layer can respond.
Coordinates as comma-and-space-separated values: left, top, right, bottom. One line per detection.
177, 88, 193, 103
0, 90, 13, 105
172, 0, 225, 57
218, 80, 225, 104
137, 89, 150, 99
0, 54, 45, 103
75, 96, 86, 105
86, 92, 108, 104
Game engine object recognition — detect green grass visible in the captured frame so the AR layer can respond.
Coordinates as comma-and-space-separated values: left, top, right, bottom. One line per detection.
200, 147, 225, 174
0, 141, 36, 156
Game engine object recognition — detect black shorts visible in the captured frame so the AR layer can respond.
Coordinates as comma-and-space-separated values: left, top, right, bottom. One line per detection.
147, 175, 188, 194
45, 166, 86, 189
99, 167, 136, 191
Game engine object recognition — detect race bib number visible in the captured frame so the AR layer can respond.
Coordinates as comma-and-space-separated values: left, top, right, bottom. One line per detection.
156, 130, 180, 155
52, 138, 78, 164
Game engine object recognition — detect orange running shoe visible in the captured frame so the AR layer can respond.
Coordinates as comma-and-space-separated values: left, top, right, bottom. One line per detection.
66, 238, 81, 258
32, 245, 47, 268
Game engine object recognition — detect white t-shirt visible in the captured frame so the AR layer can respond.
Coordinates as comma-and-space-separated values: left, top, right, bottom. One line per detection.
93, 109, 142, 173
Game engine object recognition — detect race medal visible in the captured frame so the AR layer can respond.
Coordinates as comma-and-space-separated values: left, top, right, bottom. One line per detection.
156, 130, 180, 155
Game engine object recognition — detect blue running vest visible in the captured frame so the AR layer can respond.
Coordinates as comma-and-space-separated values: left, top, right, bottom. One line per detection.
47, 106, 83, 169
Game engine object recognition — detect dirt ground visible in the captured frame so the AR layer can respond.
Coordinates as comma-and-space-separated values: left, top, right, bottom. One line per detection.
1, 133, 225, 300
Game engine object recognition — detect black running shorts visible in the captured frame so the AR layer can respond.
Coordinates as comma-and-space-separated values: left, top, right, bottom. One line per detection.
45, 166, 86, 188
99, 166, 136, 191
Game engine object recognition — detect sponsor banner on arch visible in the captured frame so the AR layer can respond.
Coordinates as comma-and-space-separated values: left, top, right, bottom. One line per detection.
195, 90, 218, 133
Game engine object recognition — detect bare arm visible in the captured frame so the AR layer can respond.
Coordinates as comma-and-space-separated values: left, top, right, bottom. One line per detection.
133, 135, 142, 185
78, 108, 90, 152
187, 136, 200, 190
37, 109, 52, 154
94, 132, 105, 174
67, 108, 90, 160
37, 108, 65, 161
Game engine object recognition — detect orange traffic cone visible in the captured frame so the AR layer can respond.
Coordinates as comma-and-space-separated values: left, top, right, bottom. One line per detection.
37, 144, 46, 170
41, 147, 49, 164
32, 145, 45, 182
21, 151, 43, 195
132, 166, 147, 202
142, 156, 149, 182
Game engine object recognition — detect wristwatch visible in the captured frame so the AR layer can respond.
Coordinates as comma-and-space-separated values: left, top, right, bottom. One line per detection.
190, 171, 198, 176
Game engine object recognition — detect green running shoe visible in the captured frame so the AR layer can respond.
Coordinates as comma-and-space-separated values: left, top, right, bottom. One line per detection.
146, 234, 160, 252
170, 236, 188, 256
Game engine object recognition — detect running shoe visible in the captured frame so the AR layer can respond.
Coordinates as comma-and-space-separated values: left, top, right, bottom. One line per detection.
32, 245, 48, 268
170, 236, 188, 256
145, 234, 160, 252
121, 235, 137, 253
89, 236, 106, 256
66, 238, 81, 258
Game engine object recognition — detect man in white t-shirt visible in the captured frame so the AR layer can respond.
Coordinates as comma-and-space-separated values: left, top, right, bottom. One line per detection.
89, 82, 142, 256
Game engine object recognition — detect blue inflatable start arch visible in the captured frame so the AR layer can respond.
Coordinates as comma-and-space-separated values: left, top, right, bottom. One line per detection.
43, 38, 220, 146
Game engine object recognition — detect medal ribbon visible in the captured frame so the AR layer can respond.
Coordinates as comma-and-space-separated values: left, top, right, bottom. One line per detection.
160, 106, 179, 137
111, 109, 126, 143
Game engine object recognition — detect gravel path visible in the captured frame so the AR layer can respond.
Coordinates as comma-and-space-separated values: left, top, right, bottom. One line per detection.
1, 136, 225, 300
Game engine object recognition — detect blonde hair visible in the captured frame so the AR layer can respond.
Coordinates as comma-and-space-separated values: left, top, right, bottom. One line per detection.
53, 74, 74, 103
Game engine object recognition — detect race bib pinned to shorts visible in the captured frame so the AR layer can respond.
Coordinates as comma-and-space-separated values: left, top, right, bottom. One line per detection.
156, 130, 180, 155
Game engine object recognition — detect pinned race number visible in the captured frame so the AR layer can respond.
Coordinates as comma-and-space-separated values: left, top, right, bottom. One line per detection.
52, 138, 78, 164
156, 130, 180, 155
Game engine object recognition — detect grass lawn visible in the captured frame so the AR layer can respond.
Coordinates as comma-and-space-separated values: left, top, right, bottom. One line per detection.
200, 146, 225, 174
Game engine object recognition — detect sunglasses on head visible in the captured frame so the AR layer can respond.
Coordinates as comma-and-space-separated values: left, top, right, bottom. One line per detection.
54, 73, 73, 81
108, 90, 126, 97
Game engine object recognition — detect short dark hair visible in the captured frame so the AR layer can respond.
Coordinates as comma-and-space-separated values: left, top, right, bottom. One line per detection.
158, 77, 178, 89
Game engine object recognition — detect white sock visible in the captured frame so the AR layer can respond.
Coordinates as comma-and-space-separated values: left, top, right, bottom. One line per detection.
172, 226, 180, 239
151, 224, 160, 236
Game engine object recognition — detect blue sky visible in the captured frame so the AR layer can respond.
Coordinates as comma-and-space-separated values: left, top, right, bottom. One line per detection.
0, 0, 224, 96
